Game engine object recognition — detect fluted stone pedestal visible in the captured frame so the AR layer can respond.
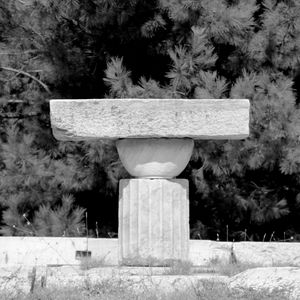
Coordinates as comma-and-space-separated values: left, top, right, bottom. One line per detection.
119, 179, 189, 265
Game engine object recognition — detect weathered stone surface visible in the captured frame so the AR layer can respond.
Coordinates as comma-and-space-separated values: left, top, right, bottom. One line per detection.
50, 99, 250, 140
190, 241, 300, 267
119, 179, 189, 264
116, 138, 194, 178
232, 242, 300, 266
229, 267, 300, 300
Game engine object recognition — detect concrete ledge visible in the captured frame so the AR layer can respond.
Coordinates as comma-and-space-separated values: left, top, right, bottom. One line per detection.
0, 237, 118, 266
50, 99, 250, 140
1, 237, 299, 267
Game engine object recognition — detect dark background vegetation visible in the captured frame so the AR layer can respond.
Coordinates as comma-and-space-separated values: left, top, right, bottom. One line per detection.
0, 0, 300, 241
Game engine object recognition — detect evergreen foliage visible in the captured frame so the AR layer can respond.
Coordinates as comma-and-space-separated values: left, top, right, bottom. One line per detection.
0, 0, 300, 240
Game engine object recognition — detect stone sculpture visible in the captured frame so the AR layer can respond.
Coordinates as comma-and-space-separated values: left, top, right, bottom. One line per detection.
50, 98, 249, 265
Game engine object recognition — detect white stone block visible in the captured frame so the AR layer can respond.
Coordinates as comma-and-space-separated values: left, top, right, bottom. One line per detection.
116, 138, 194, 178
118, 179, 189, 264
229, 267, 300, 299
50, 99, 250, 140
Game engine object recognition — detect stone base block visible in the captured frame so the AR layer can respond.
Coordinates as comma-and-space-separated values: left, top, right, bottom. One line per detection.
118, 179, 189, 265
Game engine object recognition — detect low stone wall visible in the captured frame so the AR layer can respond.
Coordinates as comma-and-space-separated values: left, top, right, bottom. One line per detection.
190, 240, 300, 266
0, 237, 299, 266
0, 237, 118, 266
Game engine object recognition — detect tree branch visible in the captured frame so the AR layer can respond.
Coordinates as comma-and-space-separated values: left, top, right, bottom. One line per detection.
0, 112, 41, 119
0, 50, 41, 55
0, 67, 50, 93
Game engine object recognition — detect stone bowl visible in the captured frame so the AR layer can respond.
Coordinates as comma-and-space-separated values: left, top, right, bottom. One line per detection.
116, 138, 194, 178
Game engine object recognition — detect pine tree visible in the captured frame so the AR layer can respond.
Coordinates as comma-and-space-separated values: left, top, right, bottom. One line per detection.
0, 0, 153, 236
104, 0, 300, 240
1, 0, 300, 240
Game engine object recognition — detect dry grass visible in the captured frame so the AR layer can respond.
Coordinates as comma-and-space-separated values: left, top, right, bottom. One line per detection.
79, 256, 107, 270
192, 279, 288, 300
207, 256, 300, 277
207, 257, 260, 277
163, 259, 194, 275
0, 280, 289, 300
0, 256, 295, 300
121, 255, 174, 266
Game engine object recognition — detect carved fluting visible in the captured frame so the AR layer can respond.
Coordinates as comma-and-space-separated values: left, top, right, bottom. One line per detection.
119, 179, 189, 264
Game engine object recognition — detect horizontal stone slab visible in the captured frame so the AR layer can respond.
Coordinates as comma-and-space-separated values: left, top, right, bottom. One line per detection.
50, 99, 249, 140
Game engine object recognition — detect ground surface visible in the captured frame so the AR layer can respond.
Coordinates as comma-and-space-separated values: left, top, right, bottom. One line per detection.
0, 264, 299, 299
